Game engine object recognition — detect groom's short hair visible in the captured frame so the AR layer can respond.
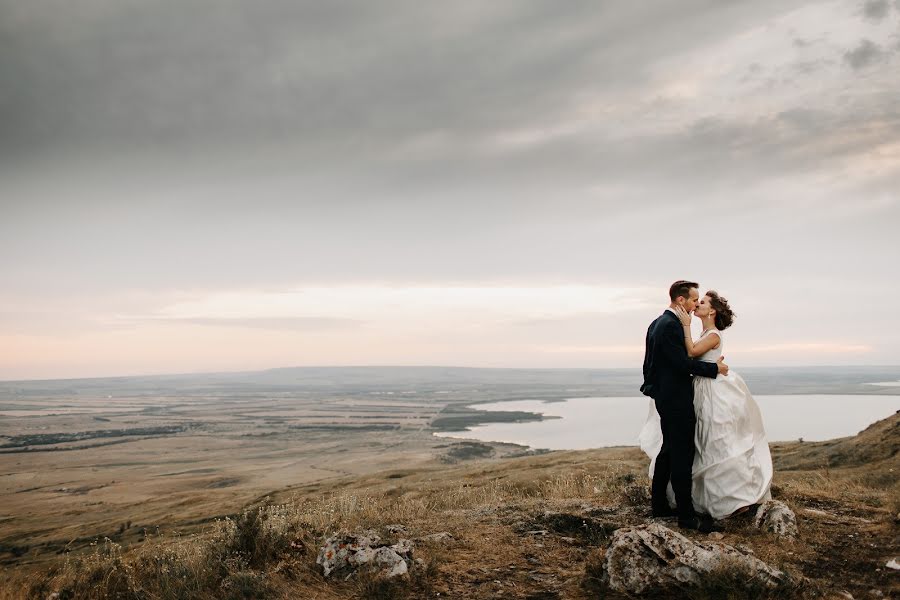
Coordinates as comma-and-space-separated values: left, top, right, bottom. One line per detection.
669, 280, 699, 301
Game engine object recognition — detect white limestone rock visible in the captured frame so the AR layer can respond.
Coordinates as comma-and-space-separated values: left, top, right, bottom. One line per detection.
316, 530, 413, 580
754, 500, 798, 539
600, 523, 787, 595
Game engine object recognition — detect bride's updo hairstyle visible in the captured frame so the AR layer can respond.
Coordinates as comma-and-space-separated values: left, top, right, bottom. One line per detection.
706, 290, 735, 330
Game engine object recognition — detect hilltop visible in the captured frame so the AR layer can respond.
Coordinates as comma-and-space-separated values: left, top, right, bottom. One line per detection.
2, 412, 898, 599
772, 409, 900, 470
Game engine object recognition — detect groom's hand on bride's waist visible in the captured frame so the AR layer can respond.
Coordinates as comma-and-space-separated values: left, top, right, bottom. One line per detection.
717, 356, 729, 376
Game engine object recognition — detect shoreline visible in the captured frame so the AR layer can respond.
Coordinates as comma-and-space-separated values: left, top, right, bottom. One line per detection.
427, 394, 900, 451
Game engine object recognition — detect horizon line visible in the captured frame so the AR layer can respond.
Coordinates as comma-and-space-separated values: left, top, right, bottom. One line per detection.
2, 363, 900, 384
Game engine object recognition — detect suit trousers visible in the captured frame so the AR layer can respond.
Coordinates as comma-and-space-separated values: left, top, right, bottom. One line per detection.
651, 403, 697, 521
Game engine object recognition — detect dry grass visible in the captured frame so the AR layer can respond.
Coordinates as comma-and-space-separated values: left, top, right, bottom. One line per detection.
683, 557, 807, 600
2, 440, 897, 599
1, 464, 637, 600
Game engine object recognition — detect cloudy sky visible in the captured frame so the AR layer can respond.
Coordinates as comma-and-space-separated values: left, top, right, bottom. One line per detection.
1, 0, 899, 380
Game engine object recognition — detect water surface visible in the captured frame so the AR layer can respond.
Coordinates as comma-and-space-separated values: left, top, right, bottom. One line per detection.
434, 394, 900, 450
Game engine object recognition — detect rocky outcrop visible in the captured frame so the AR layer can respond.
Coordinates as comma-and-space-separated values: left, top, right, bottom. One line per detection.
316, 530, 414, 580
598, 523, 787, 595
754, 500, 798, 539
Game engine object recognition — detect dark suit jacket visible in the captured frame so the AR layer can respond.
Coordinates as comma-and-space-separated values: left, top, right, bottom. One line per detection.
640, 310, 719, 415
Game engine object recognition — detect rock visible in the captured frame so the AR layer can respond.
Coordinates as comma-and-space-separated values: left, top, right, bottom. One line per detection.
801, 508, 871, 525
391, 537, 413, 557
708, 532, 725, 541
352, 546, 409, 578
316, 530, 380, 578
599, 523, 787, 595
316, 530, 414, 580
420, 531, 454, 542
385, 523, 407, 534
754, 500, 798, 539
885, 558, 900, 570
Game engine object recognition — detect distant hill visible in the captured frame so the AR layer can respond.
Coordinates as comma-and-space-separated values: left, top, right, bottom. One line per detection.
773, 409, 900, 470
3, 365, 900, 397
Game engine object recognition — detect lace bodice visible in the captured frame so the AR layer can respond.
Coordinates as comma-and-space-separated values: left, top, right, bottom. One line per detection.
698, 328, 723, 363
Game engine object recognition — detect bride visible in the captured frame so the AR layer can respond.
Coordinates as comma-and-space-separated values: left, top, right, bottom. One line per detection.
639, 290, 773, 519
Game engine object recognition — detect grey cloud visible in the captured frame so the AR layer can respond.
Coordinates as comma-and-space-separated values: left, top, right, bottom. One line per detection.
1, 0, 898, 296
474, 102, 898, 194
844, 39, 885, 69
1, 94, 897, 297
791, 59, 831, 75
0, 1, 610, 152
775, 108, 829, 131
863, 0, 890, 21
0, 0, 792, 159
3, 0, 892, 204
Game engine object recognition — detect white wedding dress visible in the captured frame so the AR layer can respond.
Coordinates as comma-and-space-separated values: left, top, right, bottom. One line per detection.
638, 329, 773, 519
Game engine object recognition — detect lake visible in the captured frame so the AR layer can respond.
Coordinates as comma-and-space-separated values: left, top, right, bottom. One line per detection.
433, 394, 900, 450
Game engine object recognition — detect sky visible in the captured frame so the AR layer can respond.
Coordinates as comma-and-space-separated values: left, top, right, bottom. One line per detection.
1, 0, 899, 380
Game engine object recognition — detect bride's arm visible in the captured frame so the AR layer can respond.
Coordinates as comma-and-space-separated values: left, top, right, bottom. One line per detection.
674, 307, 721, 357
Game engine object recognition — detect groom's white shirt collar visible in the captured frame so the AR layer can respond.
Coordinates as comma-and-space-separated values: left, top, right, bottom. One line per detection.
666, 307, 678, 316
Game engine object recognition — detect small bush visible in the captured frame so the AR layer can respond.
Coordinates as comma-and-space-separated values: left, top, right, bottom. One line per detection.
228, 503, 300, 569
220, 569, 272, 600
353, 572, 411, 600
618, 480, 650, 507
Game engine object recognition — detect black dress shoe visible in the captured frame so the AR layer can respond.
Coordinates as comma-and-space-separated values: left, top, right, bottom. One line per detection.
699, 516, 725, 534
678, 516, 724, 534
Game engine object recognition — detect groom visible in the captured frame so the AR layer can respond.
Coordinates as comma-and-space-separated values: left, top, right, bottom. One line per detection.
641, 280, 728, 533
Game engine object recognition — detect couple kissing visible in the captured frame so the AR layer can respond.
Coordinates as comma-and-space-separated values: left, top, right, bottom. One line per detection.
639, 280, 773, 533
